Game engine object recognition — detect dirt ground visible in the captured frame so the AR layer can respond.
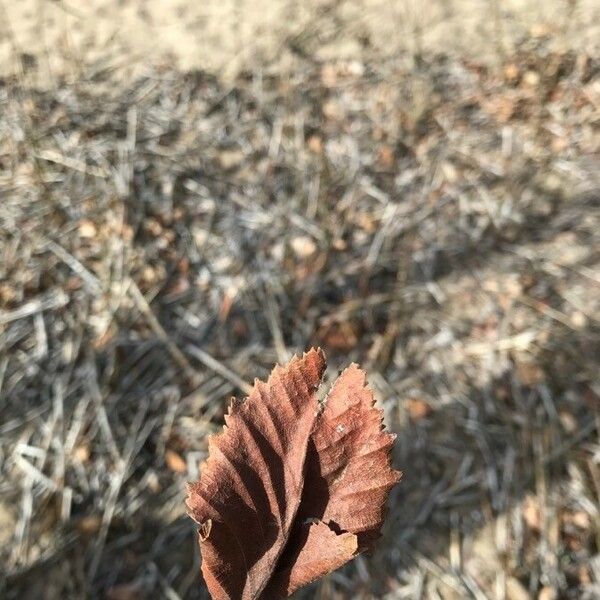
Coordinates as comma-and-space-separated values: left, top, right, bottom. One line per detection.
1, 1, 600, 600
2, 0, 600, 81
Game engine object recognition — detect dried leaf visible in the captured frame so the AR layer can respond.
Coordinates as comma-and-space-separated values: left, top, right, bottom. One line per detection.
76, 514, 102, 536
405, 397, 432, 421
186, 349, 401, 599
165, 449, 187, 474
106, 582, 144, 600
265, 364, 400, 597
523, 494, 541, 532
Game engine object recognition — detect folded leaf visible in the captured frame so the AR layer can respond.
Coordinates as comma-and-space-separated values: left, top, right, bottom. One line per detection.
186, 349, 401, 600
266, 363, 401, 596
264, 521, 358, 598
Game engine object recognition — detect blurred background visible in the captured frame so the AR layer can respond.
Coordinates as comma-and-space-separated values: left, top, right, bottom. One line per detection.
1, 1, 599, 598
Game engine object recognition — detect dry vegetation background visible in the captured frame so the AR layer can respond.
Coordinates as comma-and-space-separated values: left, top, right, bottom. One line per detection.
1, 1, 600, 599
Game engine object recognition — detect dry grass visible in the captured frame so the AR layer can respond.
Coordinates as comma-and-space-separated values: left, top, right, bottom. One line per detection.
1, 4, 600, 600
2, 0, 600, 80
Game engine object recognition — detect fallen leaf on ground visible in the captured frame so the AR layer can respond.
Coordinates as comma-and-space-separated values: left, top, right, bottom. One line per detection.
165, 449, 187, 474
106, 582, 144, 600
405, 397, 432, 421
76, 514, 102, 536
186, 348, 401, 599
523, 494, 541, 532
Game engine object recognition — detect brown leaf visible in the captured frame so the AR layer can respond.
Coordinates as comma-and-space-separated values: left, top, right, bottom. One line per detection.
306, 134, 323, 154
316, 321, 360, 351
106, 582, 144, 600
75, 514, 102, 537
186, 349, 327, 599
405, 397, 432, 421
523, 494, 541, 532
377, 144, 395, 169
265, 521, 357, 597
186, 349, 400, 599
266, 364, 400, 597
165, 449, 187, 474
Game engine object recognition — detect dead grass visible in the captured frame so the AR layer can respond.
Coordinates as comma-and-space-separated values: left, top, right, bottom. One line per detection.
1, 7, 600, 600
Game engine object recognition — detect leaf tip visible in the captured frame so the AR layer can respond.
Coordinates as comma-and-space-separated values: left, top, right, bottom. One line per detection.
299, 346, 327, 387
